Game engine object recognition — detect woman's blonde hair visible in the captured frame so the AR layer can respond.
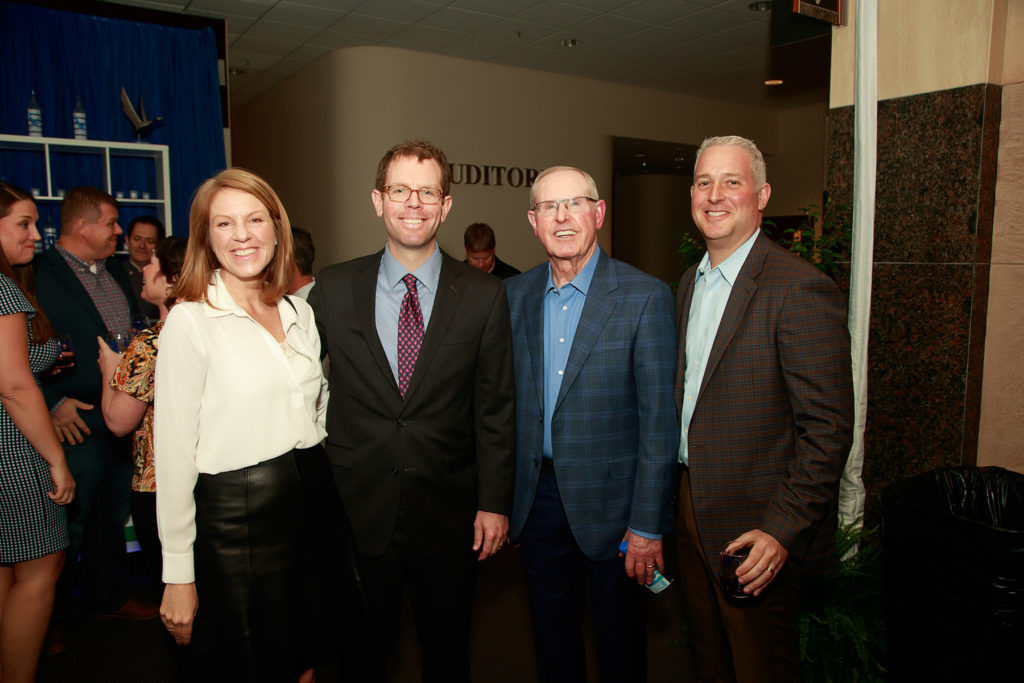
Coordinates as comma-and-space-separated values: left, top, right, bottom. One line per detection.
173, 168, 294, 305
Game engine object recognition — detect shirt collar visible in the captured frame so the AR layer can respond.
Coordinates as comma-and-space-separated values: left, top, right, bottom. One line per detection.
695, 228, 759, 287
203, 270, 299, 330
546, 247, 601, 295
56, 244, 105, 275
381, 243, 442, 293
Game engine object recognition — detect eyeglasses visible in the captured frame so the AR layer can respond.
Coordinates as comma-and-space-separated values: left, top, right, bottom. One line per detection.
530, 196, 597, 217
380, 185, 445, 205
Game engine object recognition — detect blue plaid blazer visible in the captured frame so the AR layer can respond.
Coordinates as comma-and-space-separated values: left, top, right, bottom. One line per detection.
506, 249, 679, 561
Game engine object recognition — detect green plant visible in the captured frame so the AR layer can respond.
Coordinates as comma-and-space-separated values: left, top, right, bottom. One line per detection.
677, 200, 852, 278
782, 199, 853, 278
798, 524, 886, 682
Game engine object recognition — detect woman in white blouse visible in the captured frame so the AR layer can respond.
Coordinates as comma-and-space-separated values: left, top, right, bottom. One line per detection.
154, 169, 329, 682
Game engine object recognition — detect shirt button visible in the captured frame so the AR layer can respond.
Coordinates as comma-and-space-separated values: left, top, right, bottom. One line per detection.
562, 305, 568, 311
557, 369, 563, 376
559, 337, 565, 343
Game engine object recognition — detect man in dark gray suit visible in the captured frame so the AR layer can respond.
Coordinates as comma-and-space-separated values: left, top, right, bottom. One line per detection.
308, 140, 514, 683
505, 166, 678, 682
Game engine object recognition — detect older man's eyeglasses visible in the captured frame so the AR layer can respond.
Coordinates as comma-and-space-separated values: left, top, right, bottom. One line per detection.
381, 185, 444, 205
530, 196, 597, 217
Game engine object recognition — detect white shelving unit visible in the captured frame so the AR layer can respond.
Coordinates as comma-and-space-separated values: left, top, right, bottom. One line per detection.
0, 133, 172, 234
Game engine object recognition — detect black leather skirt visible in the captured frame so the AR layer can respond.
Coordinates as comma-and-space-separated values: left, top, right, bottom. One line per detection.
187, 446, 332, 681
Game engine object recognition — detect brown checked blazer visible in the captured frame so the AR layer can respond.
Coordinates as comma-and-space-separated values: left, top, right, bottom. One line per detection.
308, 250, 515, 558
676, 232, 853, 577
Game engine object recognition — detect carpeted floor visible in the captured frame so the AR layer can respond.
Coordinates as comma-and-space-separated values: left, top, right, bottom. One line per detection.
36, 546, 696, 682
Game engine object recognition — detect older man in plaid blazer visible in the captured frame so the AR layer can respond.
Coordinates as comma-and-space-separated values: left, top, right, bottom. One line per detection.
506, 166, 678, 683
676, 136, 853, 682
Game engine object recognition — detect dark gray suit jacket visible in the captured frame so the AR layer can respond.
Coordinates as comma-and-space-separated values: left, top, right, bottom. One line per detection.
309, 249, 515, 557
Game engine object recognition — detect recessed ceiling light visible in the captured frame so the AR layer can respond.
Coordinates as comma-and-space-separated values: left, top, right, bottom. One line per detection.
749, 2, 772, 12
560, 38, 580, 48
765, 79, 784, 86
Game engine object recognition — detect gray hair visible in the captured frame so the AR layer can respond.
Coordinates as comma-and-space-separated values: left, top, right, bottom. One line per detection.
529, 166, 600, 206
694, 136, 767, 189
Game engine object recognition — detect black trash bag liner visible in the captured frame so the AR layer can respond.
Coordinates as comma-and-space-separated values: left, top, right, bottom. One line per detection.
882, 466, 1024, 681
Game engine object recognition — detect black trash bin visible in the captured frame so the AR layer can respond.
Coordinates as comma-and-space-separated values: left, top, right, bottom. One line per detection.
882, 466, 1024, 681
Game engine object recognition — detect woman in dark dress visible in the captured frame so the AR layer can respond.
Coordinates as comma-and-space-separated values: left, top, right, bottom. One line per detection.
0, 182, 75, 682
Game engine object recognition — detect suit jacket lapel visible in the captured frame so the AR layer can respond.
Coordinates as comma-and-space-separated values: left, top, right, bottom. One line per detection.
403, 252, 463, 403
523, 266, 548, 411
675, 268, 697, 413
47, 249, 107, 330
697, 233, 767, 401
555, 251, 616, 414
351, 251, 397, 394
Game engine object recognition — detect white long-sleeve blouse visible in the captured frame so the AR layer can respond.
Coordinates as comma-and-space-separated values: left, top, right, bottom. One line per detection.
154, 271, 328, 584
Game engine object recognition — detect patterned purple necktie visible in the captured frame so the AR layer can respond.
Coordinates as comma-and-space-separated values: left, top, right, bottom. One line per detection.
397, 273, 424, 398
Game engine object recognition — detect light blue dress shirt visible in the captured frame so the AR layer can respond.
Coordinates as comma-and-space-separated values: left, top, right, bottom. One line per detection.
542, 249, 600, 459
679, 229, 760, 465
375, 244, 441, 384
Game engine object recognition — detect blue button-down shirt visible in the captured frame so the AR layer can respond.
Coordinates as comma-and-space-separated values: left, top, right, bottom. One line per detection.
679, 229, 759, 465
542, 249, 600, 458
375, 244, 441, 384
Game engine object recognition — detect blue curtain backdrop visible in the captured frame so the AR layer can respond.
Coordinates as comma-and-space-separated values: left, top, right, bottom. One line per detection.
0, 2, 225, 236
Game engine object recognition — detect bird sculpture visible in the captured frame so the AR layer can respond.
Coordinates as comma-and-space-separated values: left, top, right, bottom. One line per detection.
120, 87, 163, 140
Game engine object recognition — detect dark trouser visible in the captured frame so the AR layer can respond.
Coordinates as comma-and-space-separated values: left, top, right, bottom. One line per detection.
130, 491, 161, 583
675, 469, 800, 683
351, 510, 477, 683
55, 434, 132, 620
519, 461, 646, 683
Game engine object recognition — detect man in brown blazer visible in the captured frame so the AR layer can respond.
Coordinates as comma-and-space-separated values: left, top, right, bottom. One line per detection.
675, 136, 853, 682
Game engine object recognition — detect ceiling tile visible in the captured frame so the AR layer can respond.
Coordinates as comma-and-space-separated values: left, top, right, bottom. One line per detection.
613, 0, 701, 24
282, 0, 361, 10
383, 25, 464, 51
305, 29, 367, 49
262, 2, 353, 27
330, 13, 410, 39
449, 0, 545, 16
189, 0, 275, 18
230, 35, 298, 58
418, 7, 504, 33
511, 2, 601, 29
439, 35, 519, 60
570, 13, 649, 41
242, 20, 320, 43
670, 8, 746, 35
352, 0, 441, 23
476, 19, 555, 43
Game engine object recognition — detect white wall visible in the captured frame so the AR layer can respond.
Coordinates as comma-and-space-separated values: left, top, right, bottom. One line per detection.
232, 46, 824, 272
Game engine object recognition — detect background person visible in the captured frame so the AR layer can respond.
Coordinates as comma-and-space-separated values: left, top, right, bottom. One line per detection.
505, 167, 678, 682
0, 182, 75, 682
154, 169, 330, 682
464, 222, 520, 279
98, 236, 187, 585
124, 216, 164, 322
288, 226, 315, 299
33, 186, 149, 650
675, 136, 853, 682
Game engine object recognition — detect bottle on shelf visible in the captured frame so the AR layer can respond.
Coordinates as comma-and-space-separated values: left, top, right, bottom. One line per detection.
28, 90, 43, 137
73, 97, 87, 140
42, 214, 58, 250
